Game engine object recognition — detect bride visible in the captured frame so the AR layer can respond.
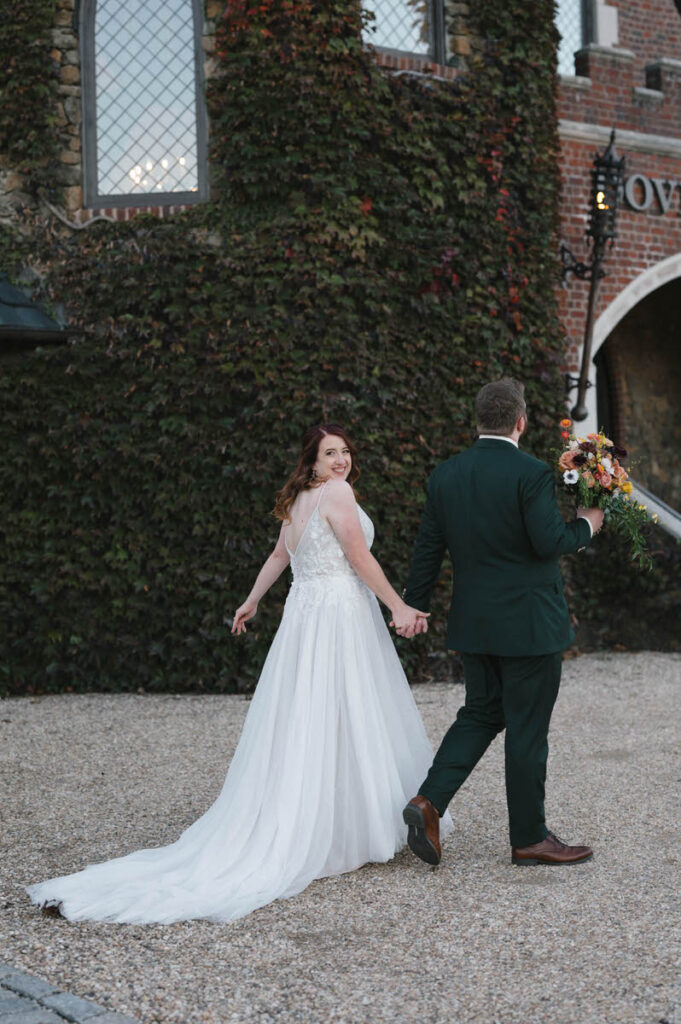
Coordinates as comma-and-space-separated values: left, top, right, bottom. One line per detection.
26, 423, 450, 924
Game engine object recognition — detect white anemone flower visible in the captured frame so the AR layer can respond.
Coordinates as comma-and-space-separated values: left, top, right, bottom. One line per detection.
563, 469, 580, 485
601, 456, 613, 472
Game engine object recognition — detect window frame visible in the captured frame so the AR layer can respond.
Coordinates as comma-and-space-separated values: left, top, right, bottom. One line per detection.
79, 0, 209, 209
557, 0, 592, 77
367, 0, 448, 65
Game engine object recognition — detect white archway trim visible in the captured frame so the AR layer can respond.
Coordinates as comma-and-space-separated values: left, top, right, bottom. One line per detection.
632, 482, 681, 541
571, 251, 681, 435
592, 251, 681, 353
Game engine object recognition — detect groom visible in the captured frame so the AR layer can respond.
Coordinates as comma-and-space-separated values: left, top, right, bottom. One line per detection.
401, 378, 603, 866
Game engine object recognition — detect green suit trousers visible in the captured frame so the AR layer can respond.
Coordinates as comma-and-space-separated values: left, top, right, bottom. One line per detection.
420, 651, 563, 848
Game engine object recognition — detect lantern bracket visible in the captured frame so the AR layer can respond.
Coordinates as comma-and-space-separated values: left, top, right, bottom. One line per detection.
564, 373, 593, 395
559, 242, 606, 282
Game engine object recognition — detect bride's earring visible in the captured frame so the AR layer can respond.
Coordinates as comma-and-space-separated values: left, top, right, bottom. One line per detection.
310, 468, 318, 480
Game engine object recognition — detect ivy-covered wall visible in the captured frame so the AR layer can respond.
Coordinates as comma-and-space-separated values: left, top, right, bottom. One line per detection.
1, 0, 677, 696
0, 0, 60, 196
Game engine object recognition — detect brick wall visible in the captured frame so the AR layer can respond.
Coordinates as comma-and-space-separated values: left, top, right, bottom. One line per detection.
558, 137, 681, 370
560, 46, 681, 137
608, 0, 681, 75
372, 50, 461, 79
557, 0, 681, 374
559, 1, 681, 88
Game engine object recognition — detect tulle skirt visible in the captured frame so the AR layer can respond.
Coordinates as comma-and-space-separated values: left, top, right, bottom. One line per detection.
26, 577, 449, 924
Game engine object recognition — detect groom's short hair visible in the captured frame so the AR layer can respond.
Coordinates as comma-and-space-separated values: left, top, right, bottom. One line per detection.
475, 378, 527, 435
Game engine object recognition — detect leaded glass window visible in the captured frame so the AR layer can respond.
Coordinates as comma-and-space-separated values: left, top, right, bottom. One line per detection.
81, 0, 208, 207
556, 0, 585, 76
363, 0, 433, 57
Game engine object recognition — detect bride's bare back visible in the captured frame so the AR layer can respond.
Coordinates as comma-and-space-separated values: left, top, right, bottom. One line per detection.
285, 484, 326, 555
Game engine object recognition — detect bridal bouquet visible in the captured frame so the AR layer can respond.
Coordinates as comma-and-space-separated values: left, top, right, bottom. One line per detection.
556, 419, 656, 569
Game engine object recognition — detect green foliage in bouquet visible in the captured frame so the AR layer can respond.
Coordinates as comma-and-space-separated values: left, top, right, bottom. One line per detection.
600, 498, 654, 570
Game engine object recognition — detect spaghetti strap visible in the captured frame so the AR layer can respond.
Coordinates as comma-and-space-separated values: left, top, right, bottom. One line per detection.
314, 479, 329, 512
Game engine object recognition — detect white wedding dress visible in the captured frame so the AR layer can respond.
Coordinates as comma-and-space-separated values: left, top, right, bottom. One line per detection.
26, 488, 450, 923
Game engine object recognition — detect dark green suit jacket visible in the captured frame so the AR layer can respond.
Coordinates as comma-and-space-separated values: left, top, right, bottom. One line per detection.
404, 438, 592, 656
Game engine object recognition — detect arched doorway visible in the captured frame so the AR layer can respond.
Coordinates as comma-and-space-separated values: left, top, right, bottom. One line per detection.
577, 255, 681, 536
595, 277, 681, 510
580, 252, 681, 432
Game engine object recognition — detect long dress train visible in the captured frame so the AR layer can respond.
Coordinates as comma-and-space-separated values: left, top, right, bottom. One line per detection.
26, 492, 450, 923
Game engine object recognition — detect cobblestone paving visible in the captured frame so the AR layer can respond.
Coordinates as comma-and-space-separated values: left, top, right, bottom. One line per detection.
0, 962, 139, 1024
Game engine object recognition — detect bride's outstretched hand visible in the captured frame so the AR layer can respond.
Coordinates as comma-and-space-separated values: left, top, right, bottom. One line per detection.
232, 600, 258, 635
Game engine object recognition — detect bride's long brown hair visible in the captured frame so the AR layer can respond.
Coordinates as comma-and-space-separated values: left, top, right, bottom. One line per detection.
273, 423, 360, 523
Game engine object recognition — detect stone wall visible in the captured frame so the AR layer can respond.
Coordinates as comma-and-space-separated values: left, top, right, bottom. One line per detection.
557, 133, 681, 372
51, 0, 84, 216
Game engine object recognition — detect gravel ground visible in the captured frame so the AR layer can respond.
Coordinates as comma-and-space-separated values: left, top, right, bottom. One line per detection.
1, 651, 680, 1024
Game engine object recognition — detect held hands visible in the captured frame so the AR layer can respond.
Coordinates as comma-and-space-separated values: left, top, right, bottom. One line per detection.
389, 601, 430, 639
231, 599, 258, 635
577, 507, 605, 535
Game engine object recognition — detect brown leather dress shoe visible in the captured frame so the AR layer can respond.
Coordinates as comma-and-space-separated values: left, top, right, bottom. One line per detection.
512, 830, 593, 866
402, 795, 441, 865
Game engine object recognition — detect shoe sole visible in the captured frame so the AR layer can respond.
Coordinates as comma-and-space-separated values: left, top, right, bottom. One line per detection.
403, 804, 441, 866
511, 852, 594, 866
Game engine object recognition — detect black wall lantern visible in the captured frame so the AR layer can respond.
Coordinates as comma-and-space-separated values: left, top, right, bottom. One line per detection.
561, 129, 626, 421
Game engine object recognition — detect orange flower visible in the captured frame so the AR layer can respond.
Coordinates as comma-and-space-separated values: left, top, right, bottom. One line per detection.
559, 450, 580, 472
560, 418, 572, 428
583, 471, 595, 488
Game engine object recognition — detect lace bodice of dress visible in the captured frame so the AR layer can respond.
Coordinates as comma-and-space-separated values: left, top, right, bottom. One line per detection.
286, 504, 374, 582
